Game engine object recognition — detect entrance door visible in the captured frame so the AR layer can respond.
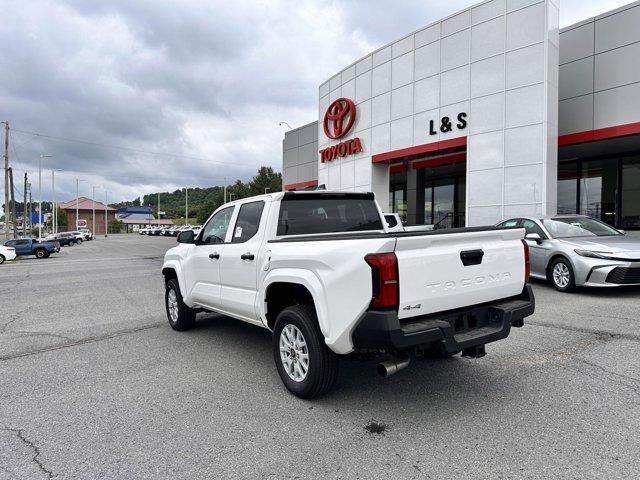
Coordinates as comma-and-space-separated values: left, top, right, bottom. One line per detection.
423, 176, 465, 228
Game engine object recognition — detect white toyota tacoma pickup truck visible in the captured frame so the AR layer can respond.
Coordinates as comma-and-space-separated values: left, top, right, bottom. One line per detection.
162, 191, 534, 398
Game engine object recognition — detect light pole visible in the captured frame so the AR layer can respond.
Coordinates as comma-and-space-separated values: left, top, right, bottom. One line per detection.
92, 185, 101, 237
51, 169, 62, 234
38, 154, 52, 240
185, 187, 188, 225
104, 188, 108, 237
264, 187, 270, 194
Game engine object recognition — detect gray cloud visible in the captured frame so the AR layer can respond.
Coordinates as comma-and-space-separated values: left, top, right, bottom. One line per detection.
0, 0, 627, 204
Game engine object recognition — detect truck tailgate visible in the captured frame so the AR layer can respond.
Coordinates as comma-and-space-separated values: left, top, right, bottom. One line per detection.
394, 228, 526, 320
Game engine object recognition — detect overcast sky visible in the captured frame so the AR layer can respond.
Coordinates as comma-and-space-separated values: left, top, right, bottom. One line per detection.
0, 0, 633, 204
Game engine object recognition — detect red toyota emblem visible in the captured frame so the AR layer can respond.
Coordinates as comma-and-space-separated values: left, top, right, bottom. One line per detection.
323, 97, 356, 139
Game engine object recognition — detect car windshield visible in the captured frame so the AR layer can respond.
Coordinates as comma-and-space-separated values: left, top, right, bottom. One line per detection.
542, 217, 622, 238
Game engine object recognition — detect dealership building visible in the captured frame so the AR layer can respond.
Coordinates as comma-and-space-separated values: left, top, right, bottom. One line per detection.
282, 0, 640, 230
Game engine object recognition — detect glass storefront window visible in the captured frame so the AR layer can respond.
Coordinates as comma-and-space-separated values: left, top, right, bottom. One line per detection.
389, 171, 407, 222
579, 159, 617, 226
557, 161, 577, 215
621, 156, 640, 228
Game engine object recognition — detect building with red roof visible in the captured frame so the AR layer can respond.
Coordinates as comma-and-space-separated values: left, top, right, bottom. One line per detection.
58, 197, 116, 235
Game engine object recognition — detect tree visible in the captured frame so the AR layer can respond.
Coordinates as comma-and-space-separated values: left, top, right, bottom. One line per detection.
108, 218, 124, 234
55, 207, 68, 229
248, 166, 282, 196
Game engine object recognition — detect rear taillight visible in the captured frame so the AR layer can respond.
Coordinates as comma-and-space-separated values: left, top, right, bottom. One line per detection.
521, 239, 530, 283
364, 252, 399, 310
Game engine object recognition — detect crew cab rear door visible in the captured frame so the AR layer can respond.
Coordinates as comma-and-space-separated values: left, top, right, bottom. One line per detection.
394, 228, 526, 320
218, 200, 270, 323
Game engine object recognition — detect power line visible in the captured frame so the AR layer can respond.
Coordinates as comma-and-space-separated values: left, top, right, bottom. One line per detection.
11, 128, 257, 169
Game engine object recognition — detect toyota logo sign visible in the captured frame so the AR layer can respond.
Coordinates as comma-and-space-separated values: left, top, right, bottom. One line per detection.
323, 97, 356, 139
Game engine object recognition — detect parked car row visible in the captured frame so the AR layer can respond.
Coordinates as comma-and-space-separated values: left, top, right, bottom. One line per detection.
139, 225, 202, 237
1, 229, 94, 263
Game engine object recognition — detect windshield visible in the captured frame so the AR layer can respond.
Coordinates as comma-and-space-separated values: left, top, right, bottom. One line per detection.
542, 217, 622, 238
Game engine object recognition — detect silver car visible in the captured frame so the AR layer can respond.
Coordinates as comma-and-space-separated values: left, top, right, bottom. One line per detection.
497, 215, 640, 292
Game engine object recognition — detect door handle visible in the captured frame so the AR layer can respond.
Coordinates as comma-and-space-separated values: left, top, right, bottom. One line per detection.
460, 249, 484, 266
241, 253, 255, 261
209, 252, 220, 260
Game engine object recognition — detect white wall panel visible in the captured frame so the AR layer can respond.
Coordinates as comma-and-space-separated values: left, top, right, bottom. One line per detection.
558, 57, 593, 100
471, 55, 504, 98
355, 71, 372, 103
391, 116, 413, 150
505, 83, 544, 128
391, 84, 414, 119
372, 92, 391, 126
506, 42, 545, 90
372, 62, 392, 96
414, 75, 440, 113
594, 5, 640, 53
441, 29, 470, 71
391, 51, 414, 89
559, 23, 594, 64
468, 130, 504, 170
506, 2, 545, 50
471, 16, 505, 62
472, 0, 505, 24
441, 65, 470, 106
415, 42, 441, 80
504, 124, 544, 166
414, 24, 440, 48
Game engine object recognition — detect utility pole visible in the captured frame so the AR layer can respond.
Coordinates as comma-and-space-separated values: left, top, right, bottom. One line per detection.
23, 172, 27, 237
92, 185, 96, 236
185, 187, 188, 225
3, 121, 9, 240
28, 184, 32, 235
9, 168, 17, 238
104, 189, 108, 237
75, 178, 79, 231
157, 193, 160, 226
224, 177, 227, 204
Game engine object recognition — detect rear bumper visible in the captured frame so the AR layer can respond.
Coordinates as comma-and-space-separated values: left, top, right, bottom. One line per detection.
351, 285, 535, 353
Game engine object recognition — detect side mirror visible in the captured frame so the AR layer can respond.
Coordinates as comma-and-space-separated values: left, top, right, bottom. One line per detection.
177, 230, 195, 244
525, 232, 542, 244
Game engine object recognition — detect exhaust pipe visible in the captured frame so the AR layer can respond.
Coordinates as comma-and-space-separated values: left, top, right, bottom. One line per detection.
377, 355, 410, 378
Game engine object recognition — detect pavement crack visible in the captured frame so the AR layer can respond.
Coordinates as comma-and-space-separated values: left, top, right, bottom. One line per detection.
3, 427, 54, 479
0, 322, 164, 362
527, 320, 640, 341
10, 331, 76, 342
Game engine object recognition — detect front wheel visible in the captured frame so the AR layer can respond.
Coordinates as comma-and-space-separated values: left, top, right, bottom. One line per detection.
550, 258, 576, 292
77, 238, 83, 244
165, 278, 196, 331
273, 305, 339, 399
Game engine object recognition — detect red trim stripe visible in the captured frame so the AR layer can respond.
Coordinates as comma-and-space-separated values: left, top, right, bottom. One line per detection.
389, 164, 406, 174
412, 152, 467, 170
371, 136, 467, 164
558, 121, 640, 146
283, 179, 318, 191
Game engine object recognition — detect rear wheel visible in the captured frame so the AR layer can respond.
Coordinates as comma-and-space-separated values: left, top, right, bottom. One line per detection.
273, 305, 339, 399
550, 258, 576, 292
77, 238, 83, 244
0, 255, 5, 264
165, 278, 196, 331
34, 249, 47, 259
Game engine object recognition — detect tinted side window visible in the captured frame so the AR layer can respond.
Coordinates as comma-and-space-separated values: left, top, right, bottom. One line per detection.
385, 215, 398, 228
278, 196, 383, 236
521, 219, 547, 238
15, 240, 29, 245
5, 240, 16, 247
499, 219, 520, 228
201, 206, 234, 244
231, 201, 265, 243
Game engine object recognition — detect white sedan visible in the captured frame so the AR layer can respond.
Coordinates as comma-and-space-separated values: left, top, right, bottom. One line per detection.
0, 244, 17, 264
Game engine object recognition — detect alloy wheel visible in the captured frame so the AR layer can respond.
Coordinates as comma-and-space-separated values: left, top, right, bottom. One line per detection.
553, 262, 570, 288
167, 288, 179, 322
279, 324, 310, 382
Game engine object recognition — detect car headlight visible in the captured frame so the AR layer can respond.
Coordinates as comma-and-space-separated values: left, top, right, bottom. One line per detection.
574, 249, 610, 259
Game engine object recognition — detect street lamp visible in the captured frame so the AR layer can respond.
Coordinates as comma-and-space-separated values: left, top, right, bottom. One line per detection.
51, 168, 62, 234
92, 185, 101, 237
38, 154, 52, 240
278, 122, 292, 130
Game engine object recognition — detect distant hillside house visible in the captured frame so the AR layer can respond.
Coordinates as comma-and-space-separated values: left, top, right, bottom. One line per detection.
58, 197, 116, 235
116, 206, 173, 232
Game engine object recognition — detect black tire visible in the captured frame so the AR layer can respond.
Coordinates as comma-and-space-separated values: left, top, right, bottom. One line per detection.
34, 249, 47, 259
0, 254, 5, 264
272, 305, 339, 399
77, 238, 82, 244
549, 257, 576, 292
165, 278, 196, 331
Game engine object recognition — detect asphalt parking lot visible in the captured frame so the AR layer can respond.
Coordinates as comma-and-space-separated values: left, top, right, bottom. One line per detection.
1, 235, 639, 479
